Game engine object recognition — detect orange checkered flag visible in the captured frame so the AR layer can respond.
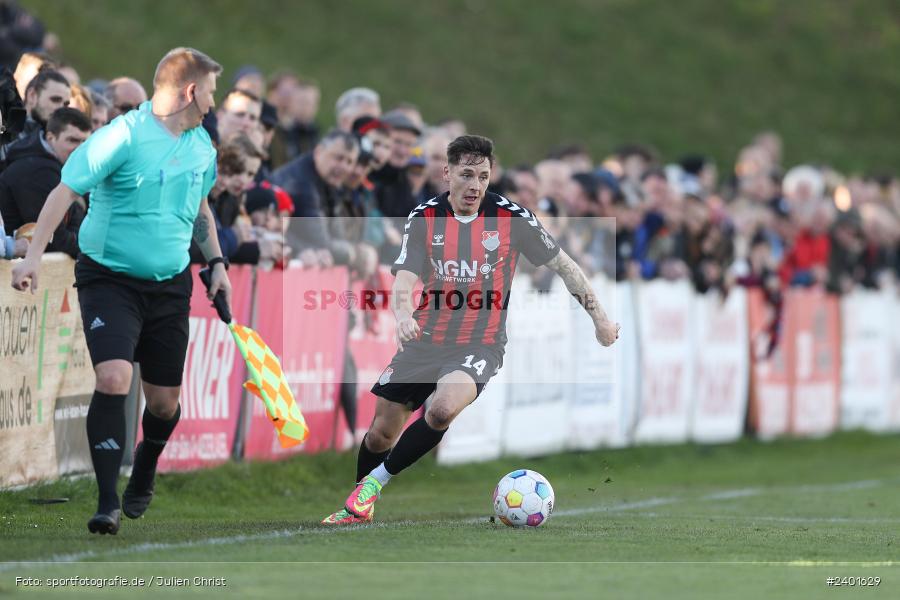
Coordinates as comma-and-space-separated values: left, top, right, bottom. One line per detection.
230, 322, 309, 448
198, 267, 308, 448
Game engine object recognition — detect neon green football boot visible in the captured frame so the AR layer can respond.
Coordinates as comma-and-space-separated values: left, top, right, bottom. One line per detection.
321, 507, 370, 525
344, 475, 383, 520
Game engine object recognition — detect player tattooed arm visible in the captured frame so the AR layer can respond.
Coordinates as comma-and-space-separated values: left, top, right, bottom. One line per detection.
392, 269, 422, 351
546, 249, 620, 346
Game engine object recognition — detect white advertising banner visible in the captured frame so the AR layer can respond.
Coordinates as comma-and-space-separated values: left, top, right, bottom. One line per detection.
633, 280, 694, 444
840, 290, 898, 431
690, 288, 749, 443
567, 275, 633, 449
501, 277, 570, 457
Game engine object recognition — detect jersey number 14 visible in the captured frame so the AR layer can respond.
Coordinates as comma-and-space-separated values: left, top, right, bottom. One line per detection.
461, 354, 487, 376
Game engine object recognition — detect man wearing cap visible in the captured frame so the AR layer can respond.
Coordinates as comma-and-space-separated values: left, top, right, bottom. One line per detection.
370, 110, 422, 263
347, 116, 392, 253
352, 116, 391, 172
243, 183, 288, 269
407, 145, 428, 199
370, 110, 422, 216
382, 110, 420, 170
244, 183, 279, 230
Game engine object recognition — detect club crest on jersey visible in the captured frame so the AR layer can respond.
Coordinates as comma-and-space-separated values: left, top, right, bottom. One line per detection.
378, 367, 393, 386
481, 230, 500, 251
432, 234, 444, 246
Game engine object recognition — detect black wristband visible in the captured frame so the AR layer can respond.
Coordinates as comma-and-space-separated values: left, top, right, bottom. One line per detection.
208, 256, 229, 271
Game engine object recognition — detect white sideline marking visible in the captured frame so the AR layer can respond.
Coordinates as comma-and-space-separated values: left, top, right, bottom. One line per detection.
698, 479, 884, 502
633, 512, 900, 525
0, 478, 887, 570
796, 479, 882, 492
702, 488, 761, 500
550, 496, 679, 518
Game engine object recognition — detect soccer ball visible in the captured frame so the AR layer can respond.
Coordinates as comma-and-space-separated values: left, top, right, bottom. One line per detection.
492, 469, 554, 528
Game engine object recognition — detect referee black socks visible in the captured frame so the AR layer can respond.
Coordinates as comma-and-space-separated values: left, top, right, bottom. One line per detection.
86, 391, 127, 514
126, 404, 180, 499
383, 417, 447, 476
137, 404, 181, 466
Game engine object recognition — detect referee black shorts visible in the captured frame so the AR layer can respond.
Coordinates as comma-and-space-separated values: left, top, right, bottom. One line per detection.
75, 254, 192, 387
371, 340, 504, 411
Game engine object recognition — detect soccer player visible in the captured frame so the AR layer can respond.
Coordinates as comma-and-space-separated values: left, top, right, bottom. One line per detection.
323, 135, 619, 524
11, 48, 232, 535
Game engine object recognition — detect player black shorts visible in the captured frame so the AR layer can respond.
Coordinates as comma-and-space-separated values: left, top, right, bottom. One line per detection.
371, 340, 504, 411
75, 254, 192, 387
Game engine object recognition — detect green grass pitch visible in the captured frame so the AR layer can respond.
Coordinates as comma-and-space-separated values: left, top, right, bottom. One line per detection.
1, 432, 898, 598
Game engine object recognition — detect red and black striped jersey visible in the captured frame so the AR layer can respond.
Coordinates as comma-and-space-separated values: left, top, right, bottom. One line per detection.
391, 192, 560, 348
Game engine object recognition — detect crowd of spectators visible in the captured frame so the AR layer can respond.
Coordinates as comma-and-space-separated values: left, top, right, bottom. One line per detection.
1, 6, 898, 308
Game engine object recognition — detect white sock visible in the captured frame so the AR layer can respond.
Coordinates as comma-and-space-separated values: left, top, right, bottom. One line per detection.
370, 463, 392, 487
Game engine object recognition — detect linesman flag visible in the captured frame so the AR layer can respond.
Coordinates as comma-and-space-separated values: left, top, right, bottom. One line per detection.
230, 323, 309, 448
199, 268, 308, 448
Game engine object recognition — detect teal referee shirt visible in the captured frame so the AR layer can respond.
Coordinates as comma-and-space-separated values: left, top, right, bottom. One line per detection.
62, 101, 217, 281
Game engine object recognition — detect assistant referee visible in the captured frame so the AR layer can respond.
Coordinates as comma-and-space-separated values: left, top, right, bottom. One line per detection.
11, 48, 233, 535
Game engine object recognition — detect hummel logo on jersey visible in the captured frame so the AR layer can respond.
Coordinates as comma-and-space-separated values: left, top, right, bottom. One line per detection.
432, 234, 444, 246
497, 196, 539, 227
90, 317, 106, 330
541, 231, 556, 250
94, 438, 120, 450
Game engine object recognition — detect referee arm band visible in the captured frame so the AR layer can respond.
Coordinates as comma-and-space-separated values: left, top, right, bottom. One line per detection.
207, 256, 229, 270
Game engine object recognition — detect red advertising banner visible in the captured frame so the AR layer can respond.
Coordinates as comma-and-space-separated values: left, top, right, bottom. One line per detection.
242, 266, 349, 460
146, 265, 253, 472
787, 288, 840, 436
747, 289, 792, 438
